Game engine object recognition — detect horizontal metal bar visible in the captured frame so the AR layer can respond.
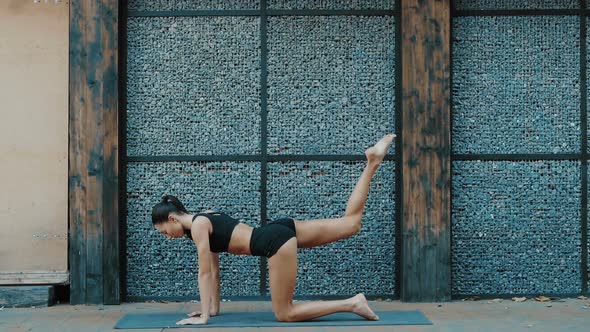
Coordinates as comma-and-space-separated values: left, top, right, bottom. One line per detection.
452, 292, 582, 300
127, 10, 260, 17
453, 153, 582, 161
127, 153, 582, 163
454, 9, 581, 17
126, 8, 585, 19
127, 155, 261, 162
268, 155, 396, 162
127, 9, 399, 18
126, 294, 396, 302
127, 154, 396, 163
267, 9, 397, 16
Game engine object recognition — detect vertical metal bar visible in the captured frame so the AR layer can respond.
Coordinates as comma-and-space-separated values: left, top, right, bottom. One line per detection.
259, 0, 269, 297
118, 0, 129, 302
580, 0, 588, 295
394, 0, 403, 300
449, 0, 456, 298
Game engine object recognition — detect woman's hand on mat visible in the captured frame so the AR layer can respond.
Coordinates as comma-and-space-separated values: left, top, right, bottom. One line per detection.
188, 309, 218, 317
176, 316, 208, 325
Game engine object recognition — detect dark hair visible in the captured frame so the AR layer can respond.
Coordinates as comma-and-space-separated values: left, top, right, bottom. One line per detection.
151, 194, 189, 225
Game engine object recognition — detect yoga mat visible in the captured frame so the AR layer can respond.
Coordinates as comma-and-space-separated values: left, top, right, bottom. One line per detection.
114, 310, 432, 329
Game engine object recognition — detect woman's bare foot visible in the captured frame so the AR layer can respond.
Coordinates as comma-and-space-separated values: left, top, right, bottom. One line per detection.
365, 134, 396, 166
351, 293, 379, 321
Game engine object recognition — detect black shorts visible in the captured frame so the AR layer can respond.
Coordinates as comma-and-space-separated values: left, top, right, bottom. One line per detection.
249, 217, 296, 258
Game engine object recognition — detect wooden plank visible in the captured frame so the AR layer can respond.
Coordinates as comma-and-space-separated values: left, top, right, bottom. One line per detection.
0, 272, 69, 285
83, 0, 104, 304
102, 0, 121, 305
400, 0, 452, 301
69, 0, 119, 304
0, 286, 55, 308
69, 0, 88, 305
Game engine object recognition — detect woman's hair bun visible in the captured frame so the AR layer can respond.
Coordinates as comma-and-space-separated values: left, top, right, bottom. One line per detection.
152, 194, 189, 225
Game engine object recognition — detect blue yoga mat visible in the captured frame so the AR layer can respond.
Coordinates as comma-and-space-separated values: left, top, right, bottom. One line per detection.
114, 310, 432, 329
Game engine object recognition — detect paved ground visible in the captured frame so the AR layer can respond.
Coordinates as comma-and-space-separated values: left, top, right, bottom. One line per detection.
0, 297, 589, 331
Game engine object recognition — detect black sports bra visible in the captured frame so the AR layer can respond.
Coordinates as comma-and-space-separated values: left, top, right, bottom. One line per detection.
187, 212, 240, 253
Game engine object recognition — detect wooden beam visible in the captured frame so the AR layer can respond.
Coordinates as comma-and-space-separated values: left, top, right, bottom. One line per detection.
69, 0, 120, 305
400, 0, 452, 301
0, 286, 56, 308
0, 272, 69, 285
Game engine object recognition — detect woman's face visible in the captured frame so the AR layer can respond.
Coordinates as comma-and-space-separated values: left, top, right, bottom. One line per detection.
154, 218, 184, 240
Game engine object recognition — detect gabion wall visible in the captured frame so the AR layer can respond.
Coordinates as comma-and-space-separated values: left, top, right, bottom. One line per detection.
126, 162, 262, 297
126, 2, 396, 298
127, 0, 396, 11
453, 16, 580, 154
267, 16, 395, 154
126, 17, 261, 156
126, 0, 589, 299
452, 161, 581, 294
455, 0, 579, 10
266, 161, 395, 296
128, 0, 259, 10
453, 4, 587, 295
267, 0, 394, 10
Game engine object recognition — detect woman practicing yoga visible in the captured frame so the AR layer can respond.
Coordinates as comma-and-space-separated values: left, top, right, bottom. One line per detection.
151, 133, 396, 325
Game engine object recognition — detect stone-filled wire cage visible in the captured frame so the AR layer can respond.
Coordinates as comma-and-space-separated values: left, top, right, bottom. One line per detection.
123, 0, 397, 300
452, 0, 588, 296
122, 0, 590, 300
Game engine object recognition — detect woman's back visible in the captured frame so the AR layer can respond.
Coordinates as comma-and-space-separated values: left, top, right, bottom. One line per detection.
190, 212, 253, 255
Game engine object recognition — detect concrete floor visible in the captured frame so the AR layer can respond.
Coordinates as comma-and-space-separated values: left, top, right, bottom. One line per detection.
0, 297, 589, 331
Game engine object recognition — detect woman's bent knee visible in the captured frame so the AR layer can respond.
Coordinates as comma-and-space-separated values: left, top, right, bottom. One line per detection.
274, 308, 296, 322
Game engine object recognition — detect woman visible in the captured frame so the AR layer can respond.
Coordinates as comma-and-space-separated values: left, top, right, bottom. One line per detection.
151, 133, 396, 325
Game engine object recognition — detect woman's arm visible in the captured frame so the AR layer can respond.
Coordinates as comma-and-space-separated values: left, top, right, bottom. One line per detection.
177, 221, 212, 325
210, 253, 220, 315
194, 223, 212, 322
186, 252, 220, 317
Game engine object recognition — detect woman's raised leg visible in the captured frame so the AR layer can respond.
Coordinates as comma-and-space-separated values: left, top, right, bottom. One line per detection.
268, 238, 379, 322
294, 134, 395, 248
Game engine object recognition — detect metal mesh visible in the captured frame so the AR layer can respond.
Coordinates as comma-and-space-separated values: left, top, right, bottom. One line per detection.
454, 0, 579, 10
452, 16, 580, 154
452, 160, 581, 295
128, 0, 259, 11
125, 10, 397, 298
126, 17, 261, 156
126, 162, 261, 297
267, 16, 396, 155
266, 161, 396, 296
268, 0, 395, 10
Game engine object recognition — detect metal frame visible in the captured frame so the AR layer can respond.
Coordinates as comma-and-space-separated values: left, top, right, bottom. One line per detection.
259, 0, 269, 297
119, 0, 129, 304
449, 0, 456, 298
455, 9, 581, 17
581, 0, 588, 296
127, 9, 396, 17
128, 155, 396, 162
119, 0, 589, 301
393, 0, 403, 300
126, 294, 396, 302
